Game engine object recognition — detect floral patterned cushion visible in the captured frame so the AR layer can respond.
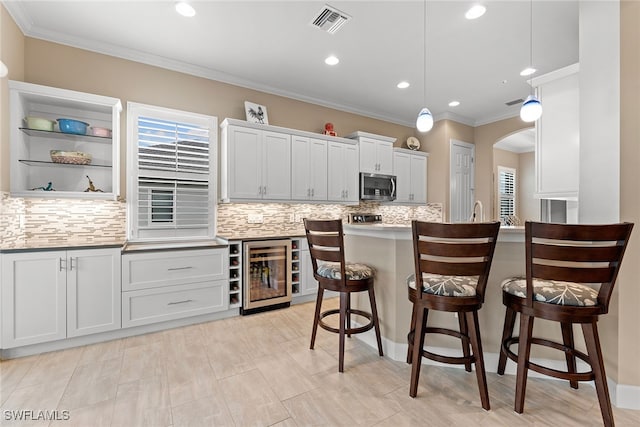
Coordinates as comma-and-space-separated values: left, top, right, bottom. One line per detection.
406, 273, 479, 297
501, 276, 598, 307
316, 262, 375, 280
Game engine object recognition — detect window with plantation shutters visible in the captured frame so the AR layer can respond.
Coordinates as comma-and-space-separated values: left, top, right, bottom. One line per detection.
498, 166, 516, 221
127, 103, 217, 241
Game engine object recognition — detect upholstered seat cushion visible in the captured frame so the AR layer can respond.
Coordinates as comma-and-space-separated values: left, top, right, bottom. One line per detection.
406, 273, 478, 297
501, 276, 598, 307
316, 262, 375, 280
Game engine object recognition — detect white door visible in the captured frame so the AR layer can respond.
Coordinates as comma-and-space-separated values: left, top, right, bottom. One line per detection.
410, 154, 427, 204
308, 138, 328, 200
393, 151, 411, 203
1, 251, 67, 348
67, 248, 121, 337
450, 140, 475, 222
343, 144, 359, 203
262, 131, 291, 200
228, 126, 262, 199
291, 136, 311, 200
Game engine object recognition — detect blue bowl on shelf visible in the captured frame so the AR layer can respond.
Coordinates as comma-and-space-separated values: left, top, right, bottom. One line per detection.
57, 118, 89, 135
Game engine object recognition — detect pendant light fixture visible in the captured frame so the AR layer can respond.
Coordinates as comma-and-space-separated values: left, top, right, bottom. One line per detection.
416, 0, 433, 132
520, 0, 542, 122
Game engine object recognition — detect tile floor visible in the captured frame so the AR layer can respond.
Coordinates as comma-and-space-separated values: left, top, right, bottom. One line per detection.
1, 298, 639, 426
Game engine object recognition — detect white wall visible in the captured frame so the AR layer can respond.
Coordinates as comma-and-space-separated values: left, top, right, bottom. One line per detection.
578, 1, 620, 223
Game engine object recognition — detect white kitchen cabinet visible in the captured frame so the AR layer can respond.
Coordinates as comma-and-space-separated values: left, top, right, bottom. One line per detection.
221, 120, 291, 201
346, 131, 396, 175
393, 148, 428, 204
327, 141, 359, 204
291, 136, 328, 201
532, 64, 579, 200
8, 81, 121, 199
1, 247, 121, 348
121, 248, 228, 328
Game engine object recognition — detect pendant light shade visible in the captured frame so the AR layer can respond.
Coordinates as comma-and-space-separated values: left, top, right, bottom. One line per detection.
416, 107, 434, 132
520, 95, 542, 122
0, 60, 8, 78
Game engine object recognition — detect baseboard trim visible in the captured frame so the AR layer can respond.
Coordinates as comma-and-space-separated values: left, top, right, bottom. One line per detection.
354, 328, 640, 411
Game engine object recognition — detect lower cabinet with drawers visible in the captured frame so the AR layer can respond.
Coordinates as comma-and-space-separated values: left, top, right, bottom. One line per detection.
121, 247, 229, 328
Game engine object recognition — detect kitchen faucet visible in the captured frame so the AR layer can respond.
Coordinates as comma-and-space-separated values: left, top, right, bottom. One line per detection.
469, 200, 484, 222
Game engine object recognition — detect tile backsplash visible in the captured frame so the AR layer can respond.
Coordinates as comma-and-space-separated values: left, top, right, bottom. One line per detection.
1, 192, 443, 247
216, 201, 443, 238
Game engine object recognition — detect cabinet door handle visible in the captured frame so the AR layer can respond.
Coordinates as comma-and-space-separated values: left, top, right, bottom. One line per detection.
167, 266, 193, 271
311, 188, 314, 197
69, 257, 75, 271
345, 190, 348, 198
263, 186, 267, 195
307, 188, 310, 197
59, 257, 66, 271
167, 299, 193, 305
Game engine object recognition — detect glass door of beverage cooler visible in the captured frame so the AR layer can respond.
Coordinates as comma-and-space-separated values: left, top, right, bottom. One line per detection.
243, 240, 292, 312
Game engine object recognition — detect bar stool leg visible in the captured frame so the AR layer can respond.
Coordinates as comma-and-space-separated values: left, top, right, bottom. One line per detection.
497, 307, 517, 375
338, 291, 349, 372
346, 293, 351, 338
582, 321, 615, 427
515, 313, 534, 413
407, 302, 418, 363
467, 310, 490, 410
561, 322, 579, 389
368, 285, 384, 356
310, 287, 324, 350
458, 313, 472, 372
410, 304, 427, 397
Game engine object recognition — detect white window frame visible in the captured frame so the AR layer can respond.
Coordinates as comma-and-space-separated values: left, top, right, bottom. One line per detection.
126, 102, 217, 242
497, 166, 516, 221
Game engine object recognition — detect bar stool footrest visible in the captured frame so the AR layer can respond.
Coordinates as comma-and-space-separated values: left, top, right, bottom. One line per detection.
319, 308, 375, 335
502, 336, 595, 382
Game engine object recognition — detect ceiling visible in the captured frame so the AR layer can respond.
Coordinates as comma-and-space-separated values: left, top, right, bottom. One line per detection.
3, 0, 579, 128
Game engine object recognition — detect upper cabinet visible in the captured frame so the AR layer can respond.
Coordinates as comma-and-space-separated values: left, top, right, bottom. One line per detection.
291, 136, 328, 201
220, 118, 359, 204
532, 64, 579, 200
9, 81, 122, 200
327, 140, 359, 204
221, 121, 291, 201
393, 148, 428, 204
346, 131, 395, 175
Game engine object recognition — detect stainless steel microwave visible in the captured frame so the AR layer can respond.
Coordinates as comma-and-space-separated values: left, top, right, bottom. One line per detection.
359, 172, 396, 201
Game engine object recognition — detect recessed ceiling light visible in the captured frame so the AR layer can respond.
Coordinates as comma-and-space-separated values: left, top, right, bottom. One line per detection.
397, 81, 410, 89
325, 55, 340, 66
175, 2, 196, 17
465, 4, 486, 20
448, 101, 460, 107
520, 67, 537, 76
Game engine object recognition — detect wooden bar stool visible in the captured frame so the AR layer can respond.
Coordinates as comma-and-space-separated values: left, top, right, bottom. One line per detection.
303, 218, 384, 372
497, 221, 633, 427
408, 220, 500, 410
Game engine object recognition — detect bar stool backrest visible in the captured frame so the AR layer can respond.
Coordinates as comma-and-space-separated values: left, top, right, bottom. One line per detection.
524, 221, 634, 312
412, 221, 501, 302
304, 219, 347, 285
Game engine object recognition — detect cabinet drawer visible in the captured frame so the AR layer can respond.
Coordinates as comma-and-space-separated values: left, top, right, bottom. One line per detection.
122, 248, 228, 291
122, 281, 227, 328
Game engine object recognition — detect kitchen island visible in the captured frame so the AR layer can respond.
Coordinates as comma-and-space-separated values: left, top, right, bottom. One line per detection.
342, 224, 532, 368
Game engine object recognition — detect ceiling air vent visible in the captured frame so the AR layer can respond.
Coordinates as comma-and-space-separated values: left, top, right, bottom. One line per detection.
505, 98, 525, 106
311, 5, 351, 34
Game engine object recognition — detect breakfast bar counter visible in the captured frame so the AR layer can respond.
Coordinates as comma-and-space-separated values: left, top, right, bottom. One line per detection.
342, 224, 528, 363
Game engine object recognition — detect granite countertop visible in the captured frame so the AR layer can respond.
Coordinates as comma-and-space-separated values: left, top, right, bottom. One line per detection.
0, 239, 126, 253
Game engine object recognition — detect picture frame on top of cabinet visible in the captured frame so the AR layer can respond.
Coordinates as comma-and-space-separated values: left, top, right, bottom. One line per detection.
244, 101, 269, 125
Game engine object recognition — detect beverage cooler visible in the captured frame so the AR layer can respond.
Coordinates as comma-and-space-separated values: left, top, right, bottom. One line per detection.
242, 239, 292, 314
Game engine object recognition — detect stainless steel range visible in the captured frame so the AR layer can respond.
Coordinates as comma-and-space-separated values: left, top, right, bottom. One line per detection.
349, 213, 382, 224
